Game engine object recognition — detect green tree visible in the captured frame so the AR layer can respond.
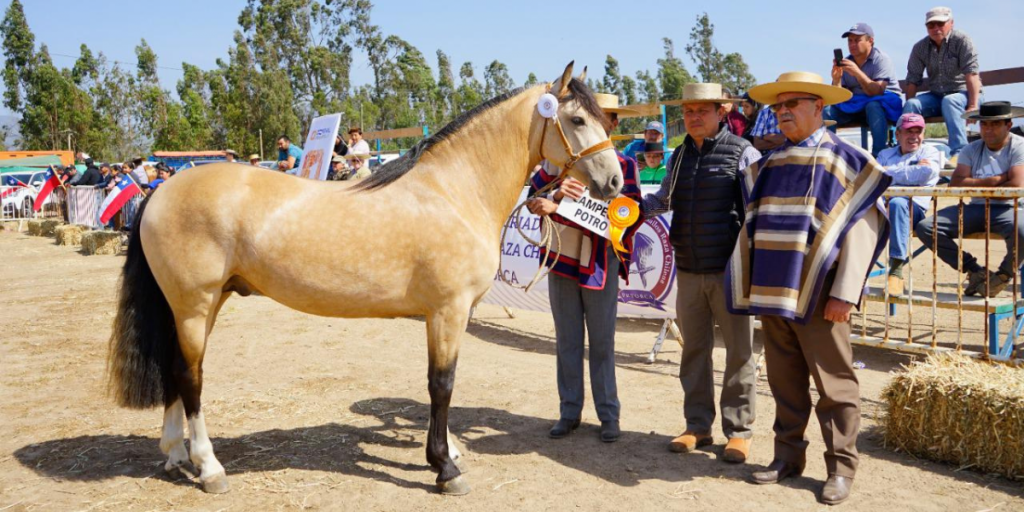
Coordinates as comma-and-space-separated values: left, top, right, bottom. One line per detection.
436, 49, 455, 122
636, 70, 660, 104
524, 72, 538, 88
454, 61, 483, 114
601, 55, 621, 96
1, 0, 33, 114
658, 37, 693, 121
483, 60, 514, 98
685, 13, 756, 93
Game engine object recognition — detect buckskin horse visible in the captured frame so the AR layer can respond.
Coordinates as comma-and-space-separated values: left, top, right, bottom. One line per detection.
107, 62, 623, 495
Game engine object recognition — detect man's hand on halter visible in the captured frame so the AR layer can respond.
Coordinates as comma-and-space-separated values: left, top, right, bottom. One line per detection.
824, 298, 853, 323
553, 177, 585, 202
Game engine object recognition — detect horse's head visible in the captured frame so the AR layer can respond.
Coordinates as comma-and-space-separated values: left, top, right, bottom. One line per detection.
538, 62, 623, 200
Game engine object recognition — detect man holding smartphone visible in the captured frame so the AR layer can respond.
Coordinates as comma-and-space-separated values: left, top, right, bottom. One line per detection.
823, 23, 903, 156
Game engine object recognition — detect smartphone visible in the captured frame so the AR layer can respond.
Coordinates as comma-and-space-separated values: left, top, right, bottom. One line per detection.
833, 48, 844, 66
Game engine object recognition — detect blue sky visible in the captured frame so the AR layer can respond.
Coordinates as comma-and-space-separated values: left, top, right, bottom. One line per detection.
3, 0, 1022, 117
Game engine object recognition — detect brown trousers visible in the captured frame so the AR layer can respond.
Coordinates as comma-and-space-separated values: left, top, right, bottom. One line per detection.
760, 272, 860, 478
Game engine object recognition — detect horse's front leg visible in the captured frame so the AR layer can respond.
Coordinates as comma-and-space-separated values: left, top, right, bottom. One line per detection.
425, 305, 471, 495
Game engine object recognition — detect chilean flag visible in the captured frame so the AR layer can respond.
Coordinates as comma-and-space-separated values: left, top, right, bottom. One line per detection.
99, 175, 143, 224
2, 175, 28, 199
32, 167, 63, 211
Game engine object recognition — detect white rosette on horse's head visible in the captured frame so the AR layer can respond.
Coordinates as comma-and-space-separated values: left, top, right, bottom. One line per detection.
537, 93, 558, 119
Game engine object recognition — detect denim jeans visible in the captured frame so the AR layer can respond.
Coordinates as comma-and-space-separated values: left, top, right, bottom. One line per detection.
902, 91, 975, 156
824, 102, 890, 156
888, 197, 927, 261
915, 203, 1024, 277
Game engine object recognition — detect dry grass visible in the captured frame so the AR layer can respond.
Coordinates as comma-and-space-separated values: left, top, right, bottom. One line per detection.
882, 354, 1024, 480
80, 231, 122, 255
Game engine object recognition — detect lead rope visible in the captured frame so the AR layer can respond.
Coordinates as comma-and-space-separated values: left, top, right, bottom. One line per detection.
497, 175, 564, 292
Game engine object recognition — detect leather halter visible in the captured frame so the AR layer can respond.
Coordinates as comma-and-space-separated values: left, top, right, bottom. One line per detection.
538, 83, 615, 173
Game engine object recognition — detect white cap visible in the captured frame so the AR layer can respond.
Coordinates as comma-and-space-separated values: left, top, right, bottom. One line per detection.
925, 6, 952, 23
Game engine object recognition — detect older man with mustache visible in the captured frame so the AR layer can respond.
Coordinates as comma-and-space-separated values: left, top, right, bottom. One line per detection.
727, 72, 890, 505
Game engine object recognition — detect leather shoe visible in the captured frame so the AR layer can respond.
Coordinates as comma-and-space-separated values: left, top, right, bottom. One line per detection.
548, 418, 581, 439
820, 475, 853, 505
722, 437, 751, 463
750, 459, 804, 485
599, 421, 620, 443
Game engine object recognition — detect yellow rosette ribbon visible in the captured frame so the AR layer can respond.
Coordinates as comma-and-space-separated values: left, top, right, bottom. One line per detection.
608, 196, 639, 254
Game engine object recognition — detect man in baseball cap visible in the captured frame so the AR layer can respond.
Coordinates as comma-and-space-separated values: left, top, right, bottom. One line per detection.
875, 113, 942, 294
903, 6, 981, 160
623, 120, 665, 162
824, 21, 903, 156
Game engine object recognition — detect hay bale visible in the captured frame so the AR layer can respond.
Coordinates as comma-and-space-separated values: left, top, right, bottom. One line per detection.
0, 220, 26, 232
39, 219, 62, 236
55, 224, 90, 246
26, 219, 43, 236
81, 230, 122, 255
882, 354, 1024, 480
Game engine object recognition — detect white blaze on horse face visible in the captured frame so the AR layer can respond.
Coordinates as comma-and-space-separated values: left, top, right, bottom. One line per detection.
160, 399, 190, 471
188, 411, 226, 480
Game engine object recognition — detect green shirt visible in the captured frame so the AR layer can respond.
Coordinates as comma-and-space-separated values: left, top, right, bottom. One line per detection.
639, 163, 667, 185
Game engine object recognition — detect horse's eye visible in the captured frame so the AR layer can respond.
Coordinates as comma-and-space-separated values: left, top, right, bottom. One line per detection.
571, 116, 585, 126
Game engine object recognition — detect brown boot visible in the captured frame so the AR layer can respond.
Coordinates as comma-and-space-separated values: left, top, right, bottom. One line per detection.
668, 431, 713, 453
887, 274, 904, 296
722, 437, 751, 463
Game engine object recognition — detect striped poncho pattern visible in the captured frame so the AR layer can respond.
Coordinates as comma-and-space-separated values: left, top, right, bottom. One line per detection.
725, 130, 891, 324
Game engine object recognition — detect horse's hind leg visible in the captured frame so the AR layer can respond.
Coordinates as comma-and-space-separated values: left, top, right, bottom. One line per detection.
160, 398, 196, 479
425, 304, 471, 495
174, 290, 230, 494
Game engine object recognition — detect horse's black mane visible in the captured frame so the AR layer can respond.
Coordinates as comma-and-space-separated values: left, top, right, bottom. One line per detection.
354, 78, 605, 191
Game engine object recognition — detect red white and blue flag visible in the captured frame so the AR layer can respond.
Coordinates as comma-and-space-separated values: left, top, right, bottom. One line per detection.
32, 167, 63, 211
99, 175, 143, 224
1, 175, 28, 199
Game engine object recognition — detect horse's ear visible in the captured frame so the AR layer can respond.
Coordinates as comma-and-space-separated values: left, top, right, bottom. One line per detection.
555, 61, 574, 97
578, 66, 587, 83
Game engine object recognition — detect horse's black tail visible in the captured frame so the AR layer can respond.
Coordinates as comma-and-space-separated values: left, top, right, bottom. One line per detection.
107, 196, 180, 409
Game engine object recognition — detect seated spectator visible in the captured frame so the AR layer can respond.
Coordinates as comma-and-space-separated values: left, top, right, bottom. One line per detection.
876, 113, 942, 294
348, 127, 371, 155
334, 134, 349, 160
749, 105, 785, 152
723, 91, 749, 137
638, 142, 667, 185
276, 135, 303, 172
345, 153, 372, 180
623, 121, 664, 162
824, 23, 903, 156
916, 102, 1024, 297
903, 6, 981, 160
737, 93, 761, 143
224, 149, 238, 163
327, 155, 346, 180
249, 154, 261, 166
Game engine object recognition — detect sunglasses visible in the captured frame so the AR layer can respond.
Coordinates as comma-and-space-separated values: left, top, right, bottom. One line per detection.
769, 97, 819, 113
926, 21, 947, 28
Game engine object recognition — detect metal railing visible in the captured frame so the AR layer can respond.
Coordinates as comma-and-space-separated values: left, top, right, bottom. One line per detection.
855, 186, 1024, 361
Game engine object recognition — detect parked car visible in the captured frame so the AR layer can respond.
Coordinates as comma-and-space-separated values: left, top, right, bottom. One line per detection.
1, 170, 51, 218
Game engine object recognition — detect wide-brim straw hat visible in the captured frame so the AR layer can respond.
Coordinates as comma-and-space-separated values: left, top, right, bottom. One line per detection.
962, 101, 1024, 121
593, 93, 640, 116
345, 153, 371, 161
661, 83, 741, 106
748, 71, 853, 107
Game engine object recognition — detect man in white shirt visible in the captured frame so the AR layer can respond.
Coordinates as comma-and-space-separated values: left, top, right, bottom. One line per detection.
348, 127, 371, 155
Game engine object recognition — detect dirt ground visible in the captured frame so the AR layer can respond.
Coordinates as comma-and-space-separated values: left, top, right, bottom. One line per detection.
1, 229, 1023, 512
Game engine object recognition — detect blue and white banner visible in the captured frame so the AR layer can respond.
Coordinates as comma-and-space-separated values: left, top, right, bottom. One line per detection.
484, 186, 678, 319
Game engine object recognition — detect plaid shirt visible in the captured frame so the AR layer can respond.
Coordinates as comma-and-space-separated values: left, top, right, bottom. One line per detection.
750, 107, 781, 137
906, 29, 980, 95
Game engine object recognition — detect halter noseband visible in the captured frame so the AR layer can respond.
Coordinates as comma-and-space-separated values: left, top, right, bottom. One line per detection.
539, 83, 615, 174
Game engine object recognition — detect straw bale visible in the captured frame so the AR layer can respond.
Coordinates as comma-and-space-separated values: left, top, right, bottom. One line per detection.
39, 219, 62, 236
81, 230, 123, 255
882, 354, 1024, 480
26, 219, 43, 235
55, 224, 90, 246
0, 220, 26, 232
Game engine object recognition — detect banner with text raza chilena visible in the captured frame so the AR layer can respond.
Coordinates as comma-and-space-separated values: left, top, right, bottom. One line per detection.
483, 186, 677, 319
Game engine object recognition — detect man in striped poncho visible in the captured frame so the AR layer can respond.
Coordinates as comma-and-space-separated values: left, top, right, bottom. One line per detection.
726, 72, 891, 506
